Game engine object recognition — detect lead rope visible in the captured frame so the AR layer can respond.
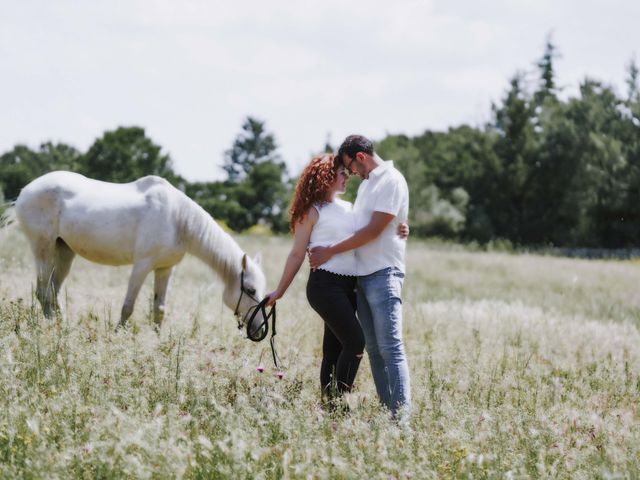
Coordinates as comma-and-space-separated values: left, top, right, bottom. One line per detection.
269, 305, 280, 370
247, 298, 280, 370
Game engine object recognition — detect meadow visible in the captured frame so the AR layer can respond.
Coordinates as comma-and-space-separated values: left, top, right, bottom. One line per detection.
1, 220, 640, 479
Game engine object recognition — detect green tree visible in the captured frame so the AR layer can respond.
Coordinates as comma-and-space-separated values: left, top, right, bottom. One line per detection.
38, 141, 82, 171
0, 142, 81, 200
529, 78, 636, 247
376, 128, 497, 238
487, 73, 539, 243
625, 56, 639, 103
185, 181, 252, 231
377, 134, 433, 235
526, 99, 586, 245
80, 126, 178, 184
574, 80, 635, 246
620, 57, 640, 245
0, 145, 42, 200
322, 132, 334, 154
534, 36, 560, 105
244, 160, 290, 232
222, 117, 281, 182
427, 126, 499, 241
205, 117, 291, 232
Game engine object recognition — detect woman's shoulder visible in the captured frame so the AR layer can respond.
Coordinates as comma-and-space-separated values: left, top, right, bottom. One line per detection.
312, 199, 352, 218
334, 198, 353, 210
295, 206, 319, 228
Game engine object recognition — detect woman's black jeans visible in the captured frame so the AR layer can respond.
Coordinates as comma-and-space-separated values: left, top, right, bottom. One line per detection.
306, 269, 365, 400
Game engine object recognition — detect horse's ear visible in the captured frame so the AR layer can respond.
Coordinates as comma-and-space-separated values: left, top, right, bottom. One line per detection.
242, 253, 248, 271
254, 252, 262, 265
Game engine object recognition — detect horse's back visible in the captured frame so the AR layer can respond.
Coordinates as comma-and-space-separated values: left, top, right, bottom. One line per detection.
17, 172, 175, 217
16, 171, 183, 266
17, 171, 123, 231
134, 175, 171, 191
17, 171, 84, 205
18, 171, 172, 197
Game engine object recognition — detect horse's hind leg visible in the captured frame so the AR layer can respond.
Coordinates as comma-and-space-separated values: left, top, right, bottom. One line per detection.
153, 267, 173, 331
52, 238, 75, 307
32, 238, 75, 317
30, 238, 57, 317
117, 260, 153, 330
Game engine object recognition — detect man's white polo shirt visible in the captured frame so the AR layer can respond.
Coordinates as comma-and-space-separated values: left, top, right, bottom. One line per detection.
353, 158, 409, 276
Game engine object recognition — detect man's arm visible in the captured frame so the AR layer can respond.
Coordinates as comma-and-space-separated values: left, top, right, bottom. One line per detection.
309, 211, 395, 269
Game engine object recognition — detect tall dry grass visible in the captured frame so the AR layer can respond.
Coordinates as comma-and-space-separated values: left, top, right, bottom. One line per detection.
1, 221, 639, 478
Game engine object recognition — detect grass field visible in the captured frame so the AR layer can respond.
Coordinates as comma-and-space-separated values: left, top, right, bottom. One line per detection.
1, 220, 640, 478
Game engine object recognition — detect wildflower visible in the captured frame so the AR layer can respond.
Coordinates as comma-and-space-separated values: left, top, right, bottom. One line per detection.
256, 364, 265, 373
26, 418, 39, 436
198, 435, 213, 451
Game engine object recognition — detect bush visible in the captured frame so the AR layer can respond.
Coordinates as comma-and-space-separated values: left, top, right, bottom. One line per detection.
412, 185, 468, 237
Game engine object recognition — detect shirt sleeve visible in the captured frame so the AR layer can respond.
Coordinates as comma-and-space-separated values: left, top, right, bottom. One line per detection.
372, 176, 404, 216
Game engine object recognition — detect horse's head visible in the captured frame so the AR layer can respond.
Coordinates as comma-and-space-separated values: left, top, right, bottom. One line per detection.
223, 252, 267, 338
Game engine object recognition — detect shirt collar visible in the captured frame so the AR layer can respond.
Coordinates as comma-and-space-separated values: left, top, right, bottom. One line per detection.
369, 154, 393, 178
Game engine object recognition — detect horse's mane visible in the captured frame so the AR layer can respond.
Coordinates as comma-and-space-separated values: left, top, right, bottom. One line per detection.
174, 192, 243, 284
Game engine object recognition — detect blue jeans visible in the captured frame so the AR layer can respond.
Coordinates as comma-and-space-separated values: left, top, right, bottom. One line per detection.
357, 267, 411, 415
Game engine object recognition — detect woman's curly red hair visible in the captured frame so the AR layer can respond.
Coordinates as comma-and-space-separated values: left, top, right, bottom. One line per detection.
289, 154, 341, 231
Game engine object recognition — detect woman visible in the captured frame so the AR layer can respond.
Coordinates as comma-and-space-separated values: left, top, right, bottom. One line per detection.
265, 153, 407, 403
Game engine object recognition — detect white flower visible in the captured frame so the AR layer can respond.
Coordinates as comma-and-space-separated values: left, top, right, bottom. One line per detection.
26, 417, 39, 435
198, 435, 213, 451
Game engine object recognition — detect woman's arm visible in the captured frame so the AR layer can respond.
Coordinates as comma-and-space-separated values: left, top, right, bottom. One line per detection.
265, 208, 318, 306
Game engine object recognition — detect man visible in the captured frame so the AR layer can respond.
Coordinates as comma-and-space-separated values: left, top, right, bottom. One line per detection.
309, 134, 411, 417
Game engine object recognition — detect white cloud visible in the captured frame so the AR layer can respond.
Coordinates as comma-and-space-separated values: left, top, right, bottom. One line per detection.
0, 0, 639, 180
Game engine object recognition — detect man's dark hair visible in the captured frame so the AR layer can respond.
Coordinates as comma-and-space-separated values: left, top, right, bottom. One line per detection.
337, 135, 374, 160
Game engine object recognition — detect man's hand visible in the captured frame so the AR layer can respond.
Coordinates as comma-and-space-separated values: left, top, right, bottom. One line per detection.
397, 222, 410, 239
309, 246, 333, 270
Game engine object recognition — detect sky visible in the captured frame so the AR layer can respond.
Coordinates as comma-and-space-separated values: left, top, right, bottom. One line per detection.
1, 0, 639, 181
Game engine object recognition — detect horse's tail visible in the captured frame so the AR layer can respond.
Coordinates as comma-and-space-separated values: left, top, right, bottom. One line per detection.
0, 201, 16, 229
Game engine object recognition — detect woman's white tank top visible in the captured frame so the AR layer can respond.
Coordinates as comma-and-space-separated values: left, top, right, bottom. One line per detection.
308, 198, 357, 276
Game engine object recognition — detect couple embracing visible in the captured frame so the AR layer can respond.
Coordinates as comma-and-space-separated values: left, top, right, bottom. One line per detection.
265, 135, 411, 418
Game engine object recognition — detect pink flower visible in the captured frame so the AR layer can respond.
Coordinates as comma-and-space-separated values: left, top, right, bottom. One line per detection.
256, 364, 265, 373
275, 371, 284, 380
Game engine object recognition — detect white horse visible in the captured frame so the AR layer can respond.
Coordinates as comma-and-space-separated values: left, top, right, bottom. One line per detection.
14, 171, 267, 332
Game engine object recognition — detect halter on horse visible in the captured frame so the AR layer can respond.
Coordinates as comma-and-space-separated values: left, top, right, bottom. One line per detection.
234, 269, 280, 369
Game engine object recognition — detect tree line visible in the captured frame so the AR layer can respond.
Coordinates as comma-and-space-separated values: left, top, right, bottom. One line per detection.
0, 119, 292, 233
2, 40, 640, 247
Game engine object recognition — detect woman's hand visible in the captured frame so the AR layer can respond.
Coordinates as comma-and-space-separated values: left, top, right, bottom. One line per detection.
265, 290, 283, 307
397, 222, 410, 239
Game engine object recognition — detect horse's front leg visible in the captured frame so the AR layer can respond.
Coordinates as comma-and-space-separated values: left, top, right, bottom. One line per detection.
116, 260, 154, 330
153, 266, 173, 332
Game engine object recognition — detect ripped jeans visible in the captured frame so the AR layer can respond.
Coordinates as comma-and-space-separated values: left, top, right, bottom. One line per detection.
357, 267, 411, 415
307, 269, 365, 399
